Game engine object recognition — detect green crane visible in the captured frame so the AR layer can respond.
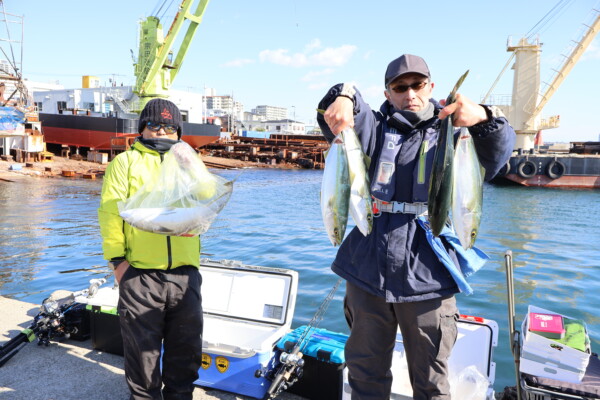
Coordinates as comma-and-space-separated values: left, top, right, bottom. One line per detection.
132, 0, 210, 112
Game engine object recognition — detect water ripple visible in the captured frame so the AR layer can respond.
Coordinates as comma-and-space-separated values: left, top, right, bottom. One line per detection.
1, 171, 599, 391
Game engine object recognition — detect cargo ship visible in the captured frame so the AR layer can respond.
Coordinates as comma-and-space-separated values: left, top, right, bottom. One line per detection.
488, 9, 600, 188
34, 85, 222, 152
31, 0, 222, 154
493, 145, 600, 188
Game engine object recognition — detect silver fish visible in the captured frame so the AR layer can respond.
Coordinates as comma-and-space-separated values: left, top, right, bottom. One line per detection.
341, 127, 373, 236
451, 127, 484, 249
119, 180, 233, 237
321, 137, 351, 246
120, 205, 218, 236
428, 70, 469, 236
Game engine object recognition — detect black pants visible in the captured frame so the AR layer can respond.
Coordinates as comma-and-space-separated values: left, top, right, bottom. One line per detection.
118, 266, 203, 400
344, 282, 459, 400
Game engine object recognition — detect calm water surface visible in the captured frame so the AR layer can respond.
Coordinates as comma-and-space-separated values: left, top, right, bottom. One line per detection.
1, 169, 599, 392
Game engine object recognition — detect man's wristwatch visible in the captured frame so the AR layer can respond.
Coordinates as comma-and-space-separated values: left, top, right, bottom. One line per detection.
481, 104, 504, 121
338, 83, 356, 103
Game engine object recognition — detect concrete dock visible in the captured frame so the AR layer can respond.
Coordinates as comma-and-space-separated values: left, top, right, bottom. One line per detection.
0, 295, 306, 400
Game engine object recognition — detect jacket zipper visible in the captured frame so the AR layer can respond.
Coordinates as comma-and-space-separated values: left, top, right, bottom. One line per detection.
158, 152, 173, 270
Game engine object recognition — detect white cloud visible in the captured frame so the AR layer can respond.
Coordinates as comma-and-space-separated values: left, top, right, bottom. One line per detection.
363, 50, 373, 60
307, 82, 329, 90
582, 41, 600, 60
259, 42, 357, 68
308, 45, 356, 67
259, 49, 307, 66
223, 58, 255, 67
304, 38, 322, 52
302, 68, 335, 82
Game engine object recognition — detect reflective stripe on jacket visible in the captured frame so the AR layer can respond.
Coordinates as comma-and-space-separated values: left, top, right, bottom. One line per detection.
98, 140, 201, 270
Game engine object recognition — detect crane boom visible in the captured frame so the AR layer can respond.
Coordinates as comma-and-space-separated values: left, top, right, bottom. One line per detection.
133, 0, 210, 112
526, 9, 600, 127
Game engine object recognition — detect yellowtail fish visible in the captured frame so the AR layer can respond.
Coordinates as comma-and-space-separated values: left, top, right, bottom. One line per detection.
321, 136, 350, 246
341, 127, 373, 236
451, 127, 484, 249
428, 70, 469, 236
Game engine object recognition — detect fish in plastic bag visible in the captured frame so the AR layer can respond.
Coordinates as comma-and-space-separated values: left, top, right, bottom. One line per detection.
118, 141, 233, 236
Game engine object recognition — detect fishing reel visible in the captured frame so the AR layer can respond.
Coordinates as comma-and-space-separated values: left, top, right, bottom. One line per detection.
35, 290, 89, 346
264, 349, 305, 399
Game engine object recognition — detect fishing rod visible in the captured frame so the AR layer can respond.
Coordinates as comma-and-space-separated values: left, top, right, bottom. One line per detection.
265, 277, 343, 399
505, 250, 522, 400
0, 275, 110, 368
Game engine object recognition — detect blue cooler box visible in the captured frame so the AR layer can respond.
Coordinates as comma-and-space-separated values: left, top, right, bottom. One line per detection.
195, 260, 298, 399
275, 325, 349, 400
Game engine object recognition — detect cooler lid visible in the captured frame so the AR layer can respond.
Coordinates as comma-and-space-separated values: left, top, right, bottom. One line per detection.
452, 315, 499, 382
75, 286, 119, 308
200, 259, 298, 327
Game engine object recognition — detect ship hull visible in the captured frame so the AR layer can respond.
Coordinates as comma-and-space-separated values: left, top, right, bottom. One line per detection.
493, 154, 600, 188
40, 113, 220, 150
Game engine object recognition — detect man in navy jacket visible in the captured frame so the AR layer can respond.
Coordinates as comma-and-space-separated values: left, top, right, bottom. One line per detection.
317, 54, 515, 399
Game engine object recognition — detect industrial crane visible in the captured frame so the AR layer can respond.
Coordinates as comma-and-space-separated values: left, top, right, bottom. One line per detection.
132, 0, 211, 113
486, 6, 600, 152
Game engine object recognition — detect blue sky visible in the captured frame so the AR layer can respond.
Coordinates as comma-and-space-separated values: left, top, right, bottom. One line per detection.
5, 0, 600, 142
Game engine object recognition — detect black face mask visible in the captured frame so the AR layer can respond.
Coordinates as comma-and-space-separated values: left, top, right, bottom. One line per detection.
397, 101, 434, 127
137, 137, 181, 154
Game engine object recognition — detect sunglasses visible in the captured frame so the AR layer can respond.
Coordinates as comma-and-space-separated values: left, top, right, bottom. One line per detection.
146, 121, 178, 135
389, 81, 428, 94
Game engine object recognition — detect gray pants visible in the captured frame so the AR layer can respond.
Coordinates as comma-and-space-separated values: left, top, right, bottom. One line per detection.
118, 266, 204, 400
344, 282, 458, 400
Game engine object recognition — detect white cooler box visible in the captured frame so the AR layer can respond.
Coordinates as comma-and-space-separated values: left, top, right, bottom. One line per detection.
196, 259, 298, 399
390, 314, 499, 400
520, 305, 591, 384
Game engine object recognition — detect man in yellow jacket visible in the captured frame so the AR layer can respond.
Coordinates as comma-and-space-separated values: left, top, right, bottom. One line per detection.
98, 98, 203, 400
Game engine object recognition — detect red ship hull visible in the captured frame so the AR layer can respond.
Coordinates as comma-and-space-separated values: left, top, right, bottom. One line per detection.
40, 113, 220, 150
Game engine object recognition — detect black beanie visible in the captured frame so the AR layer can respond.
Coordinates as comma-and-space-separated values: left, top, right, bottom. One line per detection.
138, 98, 183, 138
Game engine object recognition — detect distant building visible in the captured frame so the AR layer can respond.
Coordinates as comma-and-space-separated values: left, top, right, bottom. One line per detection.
251, 105, 287, 121
204, 95, 243, 120
243, 119, 305, 135
242, 111, 266, 122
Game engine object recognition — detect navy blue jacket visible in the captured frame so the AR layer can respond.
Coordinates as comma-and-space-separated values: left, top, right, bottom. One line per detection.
317, 84, 515, 302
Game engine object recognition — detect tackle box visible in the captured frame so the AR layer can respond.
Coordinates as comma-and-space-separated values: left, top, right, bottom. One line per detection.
196, 259, 298, 399
79, 285, 124, 356
390, 314, 499, 400
275, 325, 349, 400
520, 305, 591, 383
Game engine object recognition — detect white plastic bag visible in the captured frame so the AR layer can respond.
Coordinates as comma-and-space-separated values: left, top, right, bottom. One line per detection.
118, 142, 233, 237
449, 365, 489, 400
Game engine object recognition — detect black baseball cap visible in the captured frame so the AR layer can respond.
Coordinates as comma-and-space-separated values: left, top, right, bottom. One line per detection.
385, 54, 431, 86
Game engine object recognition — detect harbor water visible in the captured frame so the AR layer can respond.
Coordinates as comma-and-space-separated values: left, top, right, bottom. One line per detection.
1, 168, 599, 393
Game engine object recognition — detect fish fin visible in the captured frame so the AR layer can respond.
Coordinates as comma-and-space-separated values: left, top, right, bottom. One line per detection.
363, 153, 372, 170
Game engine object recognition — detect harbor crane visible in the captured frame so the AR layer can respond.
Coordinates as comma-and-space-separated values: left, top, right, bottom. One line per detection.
485, 6, 600, 152
132, 0, 210, 112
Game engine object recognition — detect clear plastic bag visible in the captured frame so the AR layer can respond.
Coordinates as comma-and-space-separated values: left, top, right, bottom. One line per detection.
449, 365, 489, 400
118, 141, 233, 237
